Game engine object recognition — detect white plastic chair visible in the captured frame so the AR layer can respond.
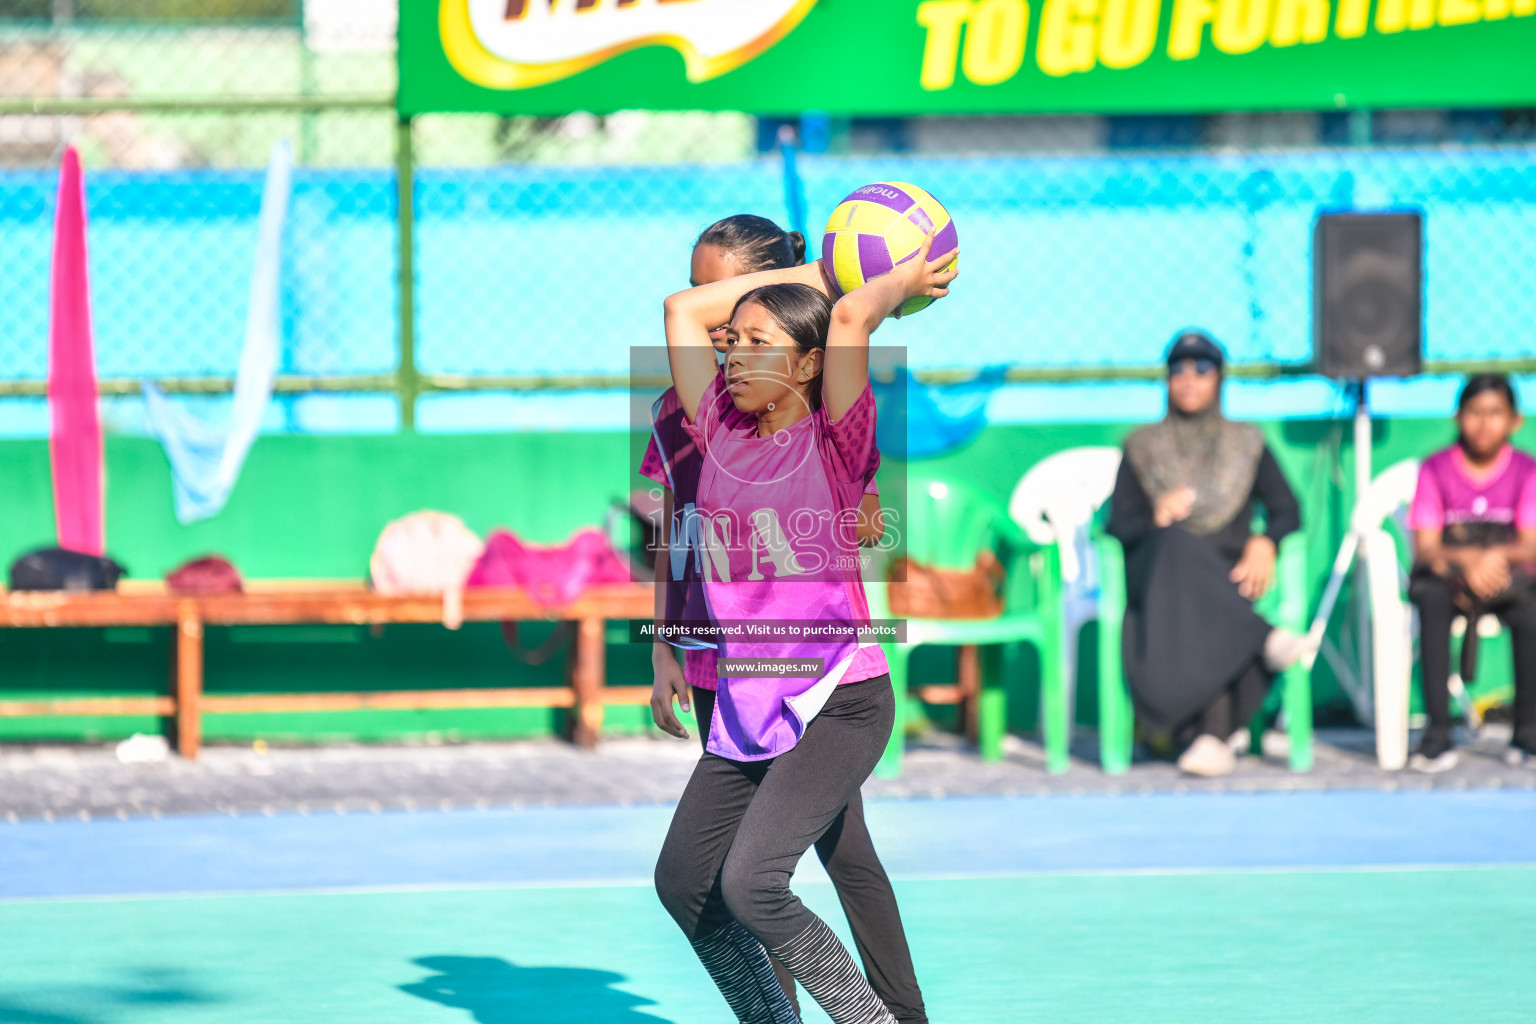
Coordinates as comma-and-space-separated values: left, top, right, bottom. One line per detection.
1009, 446, 1123, 724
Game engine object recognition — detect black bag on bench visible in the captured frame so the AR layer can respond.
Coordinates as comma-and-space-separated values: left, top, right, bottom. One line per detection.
9, 547, 126, 592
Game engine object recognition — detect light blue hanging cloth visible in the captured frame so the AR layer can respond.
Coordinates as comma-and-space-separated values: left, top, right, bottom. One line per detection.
144, 140, 290, 524
873, 365, 1007, 460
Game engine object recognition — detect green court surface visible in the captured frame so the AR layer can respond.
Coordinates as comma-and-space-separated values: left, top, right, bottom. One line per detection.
4, 866, 1533, 1024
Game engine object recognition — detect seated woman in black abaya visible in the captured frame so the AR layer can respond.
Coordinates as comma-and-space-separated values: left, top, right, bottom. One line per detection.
1106, 331, 1308, 777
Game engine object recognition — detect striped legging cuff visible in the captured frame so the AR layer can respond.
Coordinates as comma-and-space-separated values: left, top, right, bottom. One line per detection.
691, 920, 801, 1024
772, 919, 897, 1024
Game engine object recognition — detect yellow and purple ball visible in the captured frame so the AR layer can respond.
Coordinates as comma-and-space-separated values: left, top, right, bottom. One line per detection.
821, 181, 958, 317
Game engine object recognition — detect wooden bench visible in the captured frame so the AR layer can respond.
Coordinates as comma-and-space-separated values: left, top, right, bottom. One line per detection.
0, 582, 655, 758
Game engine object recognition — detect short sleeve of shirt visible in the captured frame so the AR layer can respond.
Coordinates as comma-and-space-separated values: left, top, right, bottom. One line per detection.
1517, 460, 1536, 530
642, 388, 687, 488
640, 434, 667, 487
1407, 458, 1445, 532
825, 384, 880, 485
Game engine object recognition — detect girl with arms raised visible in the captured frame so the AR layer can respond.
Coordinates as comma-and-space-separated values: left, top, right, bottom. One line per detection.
642, 214, 924, 1022
652, 234, 956, 1024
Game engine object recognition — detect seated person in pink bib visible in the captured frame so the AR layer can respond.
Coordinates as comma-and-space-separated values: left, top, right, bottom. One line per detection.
1407, 373, 1536, 773
653, 233, 957, 1024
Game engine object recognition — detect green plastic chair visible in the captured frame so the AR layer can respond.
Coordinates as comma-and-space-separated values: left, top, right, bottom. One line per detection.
868, 475, 1068, 778
1093, 531, 1314, 774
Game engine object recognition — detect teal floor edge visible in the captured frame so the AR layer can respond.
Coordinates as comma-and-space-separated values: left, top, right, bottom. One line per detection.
4, 790, 1535, 900
4, 869, 1534, 1024
5, 792, 1536, 1023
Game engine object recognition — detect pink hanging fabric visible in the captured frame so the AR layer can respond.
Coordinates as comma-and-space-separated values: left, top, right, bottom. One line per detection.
48, 146, 104, 556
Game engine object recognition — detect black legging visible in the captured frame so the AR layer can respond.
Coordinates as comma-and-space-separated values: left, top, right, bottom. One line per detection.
691, 686, 927, 1024
1409, 570, 1536, 746
655, 676, 908, 1023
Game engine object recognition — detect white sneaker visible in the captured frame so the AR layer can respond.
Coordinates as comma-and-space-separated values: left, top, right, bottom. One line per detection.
1263, 629, 1309, 673
1408, 749, 1459, 774
1178, 734, 1237, 777
1260, 730, 1291, 760
1228, 728, 1290, 759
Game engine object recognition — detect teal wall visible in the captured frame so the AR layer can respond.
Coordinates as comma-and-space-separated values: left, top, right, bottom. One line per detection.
0, 430, 659, 743
0, 412, 1511, 745
0, 432, 646, 581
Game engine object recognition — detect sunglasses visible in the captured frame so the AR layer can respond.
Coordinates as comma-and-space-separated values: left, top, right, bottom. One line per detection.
1169, 358, 1218, 377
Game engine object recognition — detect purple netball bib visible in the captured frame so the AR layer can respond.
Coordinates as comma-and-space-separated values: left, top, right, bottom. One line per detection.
684, 371, 887, 761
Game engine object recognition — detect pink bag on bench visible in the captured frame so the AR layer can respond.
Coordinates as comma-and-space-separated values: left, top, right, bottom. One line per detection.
467, 527, 633, 607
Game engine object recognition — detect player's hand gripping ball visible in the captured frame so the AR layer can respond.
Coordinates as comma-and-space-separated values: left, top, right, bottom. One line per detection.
821, 181, 958, 317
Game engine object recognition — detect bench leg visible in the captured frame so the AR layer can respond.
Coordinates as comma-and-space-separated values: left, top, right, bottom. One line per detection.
570, 616, 605, 749
173, 601, 203, 759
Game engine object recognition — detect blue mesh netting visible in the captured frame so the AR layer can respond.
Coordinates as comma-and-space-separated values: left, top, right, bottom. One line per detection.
1, 144, 1533, 385
414, 162, 784, 376
0, 169, 396, 380
416, 146, 1536, 377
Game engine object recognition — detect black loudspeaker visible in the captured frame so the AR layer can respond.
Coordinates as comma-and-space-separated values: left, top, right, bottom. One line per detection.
1313, 212, 1423, 378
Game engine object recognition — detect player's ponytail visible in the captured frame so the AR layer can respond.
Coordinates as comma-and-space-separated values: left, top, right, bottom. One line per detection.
697, 215, 805, 273
785, 231, 807, 266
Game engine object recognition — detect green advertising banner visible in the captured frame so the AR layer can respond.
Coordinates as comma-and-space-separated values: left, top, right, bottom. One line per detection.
398, 0, 1536, 116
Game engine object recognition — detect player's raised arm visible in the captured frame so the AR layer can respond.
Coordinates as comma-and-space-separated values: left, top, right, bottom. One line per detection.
663, 260, 828, 423
822, 234, 959, 422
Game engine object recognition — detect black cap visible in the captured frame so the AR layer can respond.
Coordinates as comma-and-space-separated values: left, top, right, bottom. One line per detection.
1165, 330, 1225, 370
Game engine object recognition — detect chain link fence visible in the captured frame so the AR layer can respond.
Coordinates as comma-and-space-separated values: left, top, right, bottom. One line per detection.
0, 3, 399, 413
413, 138, 1536, 385
2, 9, 1535, 430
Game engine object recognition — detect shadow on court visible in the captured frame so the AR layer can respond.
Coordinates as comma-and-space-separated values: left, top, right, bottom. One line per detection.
0, 967, 217, 1024
0, 1002, 88, 1024
401, 955, 670, 1024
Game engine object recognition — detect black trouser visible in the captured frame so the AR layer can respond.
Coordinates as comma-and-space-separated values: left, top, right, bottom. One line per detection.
1197, 661, 1272, 742
691, 686, 927, 1024
1122, 526, 1274, 732
656, 677, 921, 1020
1409, 570, 1536, 746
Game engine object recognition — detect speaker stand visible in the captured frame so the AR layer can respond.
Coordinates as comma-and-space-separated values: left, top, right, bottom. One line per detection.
1302, 380, 1375, 722
1301, 381, 1478, 765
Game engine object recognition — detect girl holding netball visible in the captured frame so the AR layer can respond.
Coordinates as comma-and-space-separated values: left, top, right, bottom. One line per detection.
649, 215, 883, 743
1408, 373, 1536, 772
652, 231, 956, 1024
644, 215, 925, 1022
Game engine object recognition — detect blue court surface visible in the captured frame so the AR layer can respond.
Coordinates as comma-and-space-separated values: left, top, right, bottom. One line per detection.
3, 790, 1534, 1023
